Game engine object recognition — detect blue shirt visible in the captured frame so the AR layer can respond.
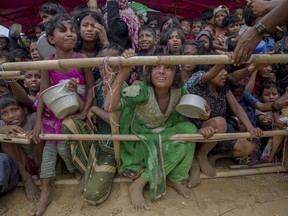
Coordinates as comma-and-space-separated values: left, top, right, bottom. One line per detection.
239, 91, 258, 127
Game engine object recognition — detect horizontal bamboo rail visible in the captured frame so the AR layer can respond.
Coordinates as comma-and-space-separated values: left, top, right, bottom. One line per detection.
0, 76, 24, 80
17, 165, 287, 186
4, 129, 287, 144
1, 54, 288, 70
0, 71, 22, 76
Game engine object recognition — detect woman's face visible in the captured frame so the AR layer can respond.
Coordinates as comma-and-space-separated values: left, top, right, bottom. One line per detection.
40, 13, 54, 24
138, 29, 156, 51
261, 87, 279, 103
151, 65, 176, 88
214, 10, 227, 27
162, 19, 173, 31
80, 16, 99, 42
167, 31, 182, 54
182, 45, 197, 72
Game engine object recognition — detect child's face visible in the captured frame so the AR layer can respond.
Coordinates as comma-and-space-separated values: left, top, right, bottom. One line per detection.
0, 38, 8, 50
210, 69, 228, 86
167, 31, 182, 54
162, 19, 173, 31
151, 65, 176, 88
261, 87, 279, 103
148, 20, 158, 28
231, 87, 244, 102
35, 27, 42, 38
49, 21, 77, 50
182, 45, 197, 72
214, 10, 227, 27
0, 86, 11, 96
234, 8, 244, 21
258, 65, 272, 79
40, 13, 54, 24
191, 22, 202, 36
29, 42, 41, 61
80, 16, 99, 42
138, 29, 156, 51
99, 48, 121, 76
226, 23, 240, 36
180, 21, 191, 35
199, 35, 210, 50
24, 70, 41, 93
0, 105, 27, 127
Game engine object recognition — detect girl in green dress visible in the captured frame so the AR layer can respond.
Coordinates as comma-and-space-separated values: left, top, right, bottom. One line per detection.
105, 46, 213, 210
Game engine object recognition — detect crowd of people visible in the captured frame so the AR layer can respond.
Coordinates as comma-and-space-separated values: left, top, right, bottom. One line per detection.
0, 0, 288, 215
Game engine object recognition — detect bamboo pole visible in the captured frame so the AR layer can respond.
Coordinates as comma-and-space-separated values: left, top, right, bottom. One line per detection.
267, 108, 288, 162
2, 54, 288, 71
0, 71, 22, 76
230, 163, 274, 169
0, 135, 30, 144
10, 129, 288, 142
17, 165, 287, 186
0, 76, 24, 80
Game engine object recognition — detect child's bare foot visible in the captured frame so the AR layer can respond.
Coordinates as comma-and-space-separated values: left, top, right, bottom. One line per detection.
0, 204, 7, 215
28, 188, 52, 216
22, 172, 40, 201
197, 154, 216, 177
129, 177, 150, 211
187, 159, 201, 188
167, 181, 191, 199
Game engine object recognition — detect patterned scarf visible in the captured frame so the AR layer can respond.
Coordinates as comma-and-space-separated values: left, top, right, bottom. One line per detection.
104, 0, 139, 50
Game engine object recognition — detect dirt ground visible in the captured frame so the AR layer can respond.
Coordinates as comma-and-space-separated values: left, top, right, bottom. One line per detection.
1, 171, 288, 216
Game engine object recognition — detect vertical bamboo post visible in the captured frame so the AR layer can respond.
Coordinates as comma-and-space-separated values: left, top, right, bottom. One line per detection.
267, 107, 288, 162
87, 0, 98, 12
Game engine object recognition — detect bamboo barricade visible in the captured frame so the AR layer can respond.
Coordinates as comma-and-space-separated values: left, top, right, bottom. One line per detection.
17, 165, 287, 186
4, 129, 288, 144
0, 71, 24, 80
2, 54, 288, 71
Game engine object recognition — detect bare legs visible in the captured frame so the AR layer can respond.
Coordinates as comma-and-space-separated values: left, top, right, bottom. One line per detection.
28, 178, 52, 216
1, 143, 40, 201
129, 177, 150, 210
188, 117, 227, 187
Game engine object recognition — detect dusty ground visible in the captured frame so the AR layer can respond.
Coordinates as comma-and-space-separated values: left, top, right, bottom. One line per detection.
1, 171, 288, 216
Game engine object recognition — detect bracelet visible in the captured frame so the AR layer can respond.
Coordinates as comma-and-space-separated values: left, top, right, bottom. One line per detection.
271, 102, 280, 112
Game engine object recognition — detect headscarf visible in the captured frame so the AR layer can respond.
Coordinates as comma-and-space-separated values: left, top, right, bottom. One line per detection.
104, 0, 139, 50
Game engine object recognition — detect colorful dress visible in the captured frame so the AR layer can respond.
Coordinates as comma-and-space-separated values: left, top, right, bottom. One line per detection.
39, 53, 87, 178
119, 82, 196, 201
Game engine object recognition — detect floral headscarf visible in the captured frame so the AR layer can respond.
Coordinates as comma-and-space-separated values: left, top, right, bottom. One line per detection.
104, 0, 139, 50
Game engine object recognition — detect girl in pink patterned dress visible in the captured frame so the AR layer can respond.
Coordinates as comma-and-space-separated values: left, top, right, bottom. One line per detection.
30, 14, 94, 216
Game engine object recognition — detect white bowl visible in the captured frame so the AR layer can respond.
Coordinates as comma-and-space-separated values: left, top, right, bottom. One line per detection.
176, 94, 206, 118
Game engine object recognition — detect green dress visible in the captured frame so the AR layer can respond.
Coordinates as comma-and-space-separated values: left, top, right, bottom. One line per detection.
119, 82, 196, 201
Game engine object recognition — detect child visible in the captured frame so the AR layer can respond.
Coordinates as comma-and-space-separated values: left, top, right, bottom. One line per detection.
62, 43, 125, 205
180, 41, 206, 86
30, 14, 95, 216
29, 37, 42, 61
0, 94, 40, 201
187, 63, 263, 187
160, 26, 185, 55
190, 17, 204, 39
222, 14, 240, 37
179, 18, 191, 40
104, 46, 211, 210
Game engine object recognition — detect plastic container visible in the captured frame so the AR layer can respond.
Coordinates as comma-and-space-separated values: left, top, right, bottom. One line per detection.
176, 94, 206, 118
40, 81, 79, 119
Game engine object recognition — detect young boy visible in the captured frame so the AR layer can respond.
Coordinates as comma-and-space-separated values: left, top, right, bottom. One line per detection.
0, 94, 42, 201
